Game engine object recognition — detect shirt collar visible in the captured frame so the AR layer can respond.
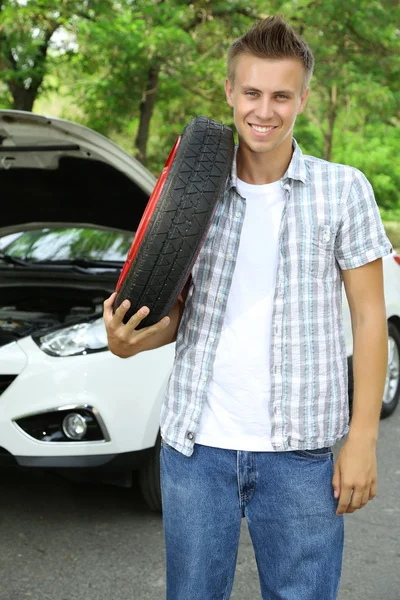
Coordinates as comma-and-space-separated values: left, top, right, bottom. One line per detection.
227, 137, 308, 191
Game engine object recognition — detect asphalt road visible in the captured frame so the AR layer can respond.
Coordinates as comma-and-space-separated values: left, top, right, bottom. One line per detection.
0, 409, 399, 600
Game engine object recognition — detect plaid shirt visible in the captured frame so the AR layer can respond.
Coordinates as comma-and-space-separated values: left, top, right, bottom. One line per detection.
160, 139, 392, 457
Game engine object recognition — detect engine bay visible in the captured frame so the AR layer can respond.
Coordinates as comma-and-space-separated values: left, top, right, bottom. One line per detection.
0, 285, 111, 346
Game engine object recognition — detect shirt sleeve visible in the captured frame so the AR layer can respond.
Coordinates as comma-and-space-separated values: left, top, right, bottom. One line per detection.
334, 168, 393, 270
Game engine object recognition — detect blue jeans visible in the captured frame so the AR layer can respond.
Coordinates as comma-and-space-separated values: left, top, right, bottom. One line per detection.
160, 441, 344, 600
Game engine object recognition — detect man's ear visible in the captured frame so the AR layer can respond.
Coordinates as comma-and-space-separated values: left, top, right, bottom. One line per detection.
225, 78, 234, 108
298, 88, 309, 115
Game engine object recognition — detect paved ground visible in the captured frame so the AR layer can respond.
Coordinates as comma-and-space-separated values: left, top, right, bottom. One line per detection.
0, 408, 399, 600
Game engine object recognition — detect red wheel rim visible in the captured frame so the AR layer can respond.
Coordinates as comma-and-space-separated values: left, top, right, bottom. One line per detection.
115, 136, 181, 292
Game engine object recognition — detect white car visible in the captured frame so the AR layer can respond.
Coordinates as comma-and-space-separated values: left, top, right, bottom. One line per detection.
1, 110, 399, 512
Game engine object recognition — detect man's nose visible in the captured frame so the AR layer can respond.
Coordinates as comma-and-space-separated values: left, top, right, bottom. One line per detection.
255, 98, 274, 121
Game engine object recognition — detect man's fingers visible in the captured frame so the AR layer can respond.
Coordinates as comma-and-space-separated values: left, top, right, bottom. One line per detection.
126, 306, 151, 330
337, 479, 376, 514
103, 291, 117, 310
111, 298, 132, 326
346, 483, 372, 513
337, 485, 352, 515
346, 488, 364, 513
129, 314, 171, 339
369, 479, 377, 500
103, 292, 117, 325
361, 487, 371, 508
332, 462, 341, 499
144, 316, 171, 335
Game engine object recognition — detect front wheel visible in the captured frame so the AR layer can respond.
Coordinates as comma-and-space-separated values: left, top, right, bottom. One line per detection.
348, 321, 400, 420
138, 433, 162, 513
381, 322, 400, 419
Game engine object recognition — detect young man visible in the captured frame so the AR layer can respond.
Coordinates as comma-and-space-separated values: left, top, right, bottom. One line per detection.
103, 16, 392, 600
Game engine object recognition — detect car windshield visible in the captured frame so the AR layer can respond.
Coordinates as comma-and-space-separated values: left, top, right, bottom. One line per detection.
0, 227, 133, 263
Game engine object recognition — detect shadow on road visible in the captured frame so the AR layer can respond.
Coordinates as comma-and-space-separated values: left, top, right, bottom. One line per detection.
0, 467, 156, 522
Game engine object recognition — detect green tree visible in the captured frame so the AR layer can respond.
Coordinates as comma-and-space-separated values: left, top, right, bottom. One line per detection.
1, 0, 398, 212
68, 0, 265, 166
0, 0, 112, 111
275, 0, 400, 161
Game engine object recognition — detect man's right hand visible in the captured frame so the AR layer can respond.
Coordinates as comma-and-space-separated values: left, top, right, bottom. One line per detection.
103, 293, 173, 358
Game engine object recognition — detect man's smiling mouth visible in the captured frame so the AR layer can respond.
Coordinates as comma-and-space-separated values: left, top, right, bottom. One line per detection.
249, 124, 277, 133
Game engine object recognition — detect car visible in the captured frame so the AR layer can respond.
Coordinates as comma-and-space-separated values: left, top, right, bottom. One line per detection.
1, 109, 400, 513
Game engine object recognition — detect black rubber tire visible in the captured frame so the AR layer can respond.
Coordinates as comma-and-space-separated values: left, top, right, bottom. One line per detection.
138, 432, 162, 513
348, 321, 400, 420
114, 116, 234, 328
380, 322, 400, 419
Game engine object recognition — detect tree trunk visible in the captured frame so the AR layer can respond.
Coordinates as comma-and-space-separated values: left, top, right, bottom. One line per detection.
323, 84, 338, 162
1, 21, 59, 113
9, 84, 39, 112
134, 64, 160, 166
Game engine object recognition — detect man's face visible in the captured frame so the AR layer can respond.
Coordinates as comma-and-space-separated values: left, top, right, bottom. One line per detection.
225, 55, 309, 155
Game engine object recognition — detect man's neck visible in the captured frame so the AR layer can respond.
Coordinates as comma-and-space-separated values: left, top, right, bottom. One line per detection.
236, 138, 294, 185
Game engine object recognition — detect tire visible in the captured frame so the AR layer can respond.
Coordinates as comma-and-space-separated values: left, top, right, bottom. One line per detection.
381, 322, 400, 418
113, 116, 234, 328
138, 432, 162, 513
348, 321, 400, 419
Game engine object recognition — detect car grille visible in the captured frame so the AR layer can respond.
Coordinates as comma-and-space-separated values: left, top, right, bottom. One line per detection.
0, 375, 17, 396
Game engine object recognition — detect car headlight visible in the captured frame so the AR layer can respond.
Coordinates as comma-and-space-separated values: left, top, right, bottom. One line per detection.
38, 318, 108, 357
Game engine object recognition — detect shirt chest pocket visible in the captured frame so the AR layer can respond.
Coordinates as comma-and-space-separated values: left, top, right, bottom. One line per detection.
309, 224, 336, 277
285, 223, 336, 279
311, 225, 336, 250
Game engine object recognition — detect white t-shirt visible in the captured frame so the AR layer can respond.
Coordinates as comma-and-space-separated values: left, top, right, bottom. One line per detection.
195, 178, 286, 451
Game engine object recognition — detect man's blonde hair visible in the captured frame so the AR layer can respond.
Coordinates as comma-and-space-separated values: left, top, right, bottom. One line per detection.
227, 15, 314, 93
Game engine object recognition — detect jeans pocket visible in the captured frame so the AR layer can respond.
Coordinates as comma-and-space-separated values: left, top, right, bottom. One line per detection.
295, 447, 333, 459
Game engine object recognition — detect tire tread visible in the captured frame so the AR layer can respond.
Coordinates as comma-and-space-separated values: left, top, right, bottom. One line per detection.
115, 116, 234, 327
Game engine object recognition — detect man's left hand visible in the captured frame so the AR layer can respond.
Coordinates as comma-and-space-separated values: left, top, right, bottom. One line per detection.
332, 437, 377, 515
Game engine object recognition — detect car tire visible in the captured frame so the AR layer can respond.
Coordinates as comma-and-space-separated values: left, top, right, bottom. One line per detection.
113, 116, 234, 328
348, 321, 400, 420
138, 432, 162, 513
381, 322, 400, 418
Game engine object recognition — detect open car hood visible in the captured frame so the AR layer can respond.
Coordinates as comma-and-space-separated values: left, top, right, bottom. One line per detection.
0, 110, 155, 236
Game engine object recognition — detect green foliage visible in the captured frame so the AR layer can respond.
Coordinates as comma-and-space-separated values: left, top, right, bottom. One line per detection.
382, 222, 400, 253
64, 1, 256, 137
332, 124, 400, 210
0, 0, 113, 109
1, 0, 399, 214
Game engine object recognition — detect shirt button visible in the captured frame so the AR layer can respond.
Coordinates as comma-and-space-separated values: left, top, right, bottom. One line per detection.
217, 297, 223, 303
235, 212, 241, 218
186, 431, 194, 440
209, 337, 215, 343
202, 376, 207, 382
227, 253, 233, 260
323, 232, 331, 243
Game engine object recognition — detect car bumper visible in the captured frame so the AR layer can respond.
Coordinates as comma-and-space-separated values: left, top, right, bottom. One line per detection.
0, 336, 174, 461
0, 445, 153, 469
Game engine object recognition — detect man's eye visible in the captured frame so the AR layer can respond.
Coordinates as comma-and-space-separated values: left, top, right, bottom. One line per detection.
276, 94, 289, 100
245, 91, 258, 97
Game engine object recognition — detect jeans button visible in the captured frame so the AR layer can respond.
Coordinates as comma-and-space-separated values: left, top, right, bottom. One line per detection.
186, 431, 194, 441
